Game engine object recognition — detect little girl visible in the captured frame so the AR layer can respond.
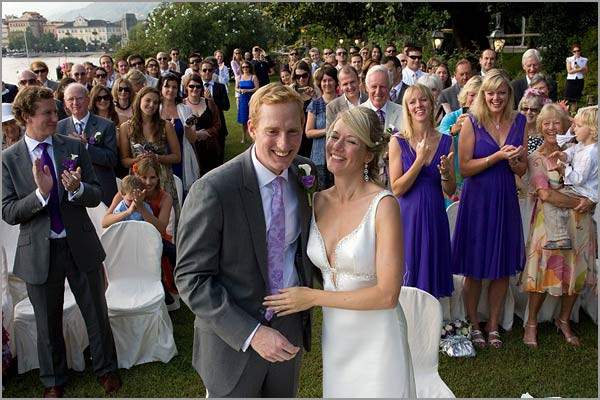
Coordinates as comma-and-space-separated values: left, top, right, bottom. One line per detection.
112, 175, 153, 222
544, 105, 598, 249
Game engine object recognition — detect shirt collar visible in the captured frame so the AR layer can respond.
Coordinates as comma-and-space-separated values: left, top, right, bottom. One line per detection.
73, 112, 91, 126
24, 133, 53, 153
202, 80, 214, 87
251, 145, 289, 188
367, 101, 388, 114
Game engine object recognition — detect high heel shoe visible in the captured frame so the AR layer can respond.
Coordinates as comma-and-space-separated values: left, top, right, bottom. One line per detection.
523, 323, 538, 348
554, 318, 580, 346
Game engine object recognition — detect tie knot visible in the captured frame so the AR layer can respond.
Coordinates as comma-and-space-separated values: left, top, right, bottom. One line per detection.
204, 83, 210, 88
37, 142, 49, 151
272, 175, 285, 189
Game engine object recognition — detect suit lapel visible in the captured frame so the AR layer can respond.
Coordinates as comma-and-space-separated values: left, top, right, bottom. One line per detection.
13, 140, 37, 194
289, 160, 311, 287
84, 114, 96, 137
240, 150, 270, 286
52, 134, 69, 201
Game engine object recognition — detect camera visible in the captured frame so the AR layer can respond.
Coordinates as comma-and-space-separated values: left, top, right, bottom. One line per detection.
295, 87, 305, 93
185, 114, 199, 126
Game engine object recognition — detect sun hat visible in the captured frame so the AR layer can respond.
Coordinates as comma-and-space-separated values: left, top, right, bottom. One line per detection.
2, 103, 15, 123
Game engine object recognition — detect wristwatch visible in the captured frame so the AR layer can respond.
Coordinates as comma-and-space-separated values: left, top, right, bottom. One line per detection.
70, 185, 81, 196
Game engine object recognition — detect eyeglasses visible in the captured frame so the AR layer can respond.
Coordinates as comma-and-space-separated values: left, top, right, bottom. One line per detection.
202, 68, 214, 73
73, 72, 86, 77
323, 51, 332, 55
295, 72, 309, 80
95, 73, 107, 78
33, 69, 48, 74
289, 52, 298, 56
386, 49, 397, 54
408, 55, 423, 60
336, 51, 347, 56
130, 61, 144, 67
241, 65, 250, 69
171, 52, 179, 56
65, 96, 86, 104
187, 84, 202, 90
189, 59, 201, 64
19, 78, 37, 85
573, 49, 581, 53
117, 86, 130, 93
95, 94, 111, 102
158, 57, 168, 61
400, 59, 408, 63
253, 48, 260, 52
521, 107, 540, 113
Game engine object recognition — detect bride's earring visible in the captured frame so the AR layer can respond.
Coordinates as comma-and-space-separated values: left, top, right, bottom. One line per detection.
363, 162, 369, 182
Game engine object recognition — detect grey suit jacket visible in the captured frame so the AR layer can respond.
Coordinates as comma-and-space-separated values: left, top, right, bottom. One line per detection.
361, 99, 404, 132
2, 134, 105, 285
175, 148, 315, 393
511, 76, 558, 109
325, 92, 368, 131
43, 79, 59, 92
57, 113, 118, 205
438, 83, 461, 111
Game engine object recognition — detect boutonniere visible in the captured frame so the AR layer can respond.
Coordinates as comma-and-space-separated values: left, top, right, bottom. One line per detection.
298, 164, 317, 207
62, 154, 79, 171
88, 131, 102, 145
386, 125, 399, 136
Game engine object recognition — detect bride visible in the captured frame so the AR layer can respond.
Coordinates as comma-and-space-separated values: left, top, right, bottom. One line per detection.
264, 107, 416, 398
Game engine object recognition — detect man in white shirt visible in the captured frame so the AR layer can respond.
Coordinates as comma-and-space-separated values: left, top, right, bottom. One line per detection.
401, 45, 424, 85
309, 47, 323, 75
157, 51, 174, 77
362, 65, 403, 132
99, 55, 119, 88
214, 49, 231, 88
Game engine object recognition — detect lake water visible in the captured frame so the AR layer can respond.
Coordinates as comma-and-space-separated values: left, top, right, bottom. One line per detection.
1, 53, 106, 84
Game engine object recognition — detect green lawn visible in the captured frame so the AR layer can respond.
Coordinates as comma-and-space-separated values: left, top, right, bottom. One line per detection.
2, 80, 598, 398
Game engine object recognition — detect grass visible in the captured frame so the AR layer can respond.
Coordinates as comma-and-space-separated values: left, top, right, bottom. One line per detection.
3, 79, 598, 398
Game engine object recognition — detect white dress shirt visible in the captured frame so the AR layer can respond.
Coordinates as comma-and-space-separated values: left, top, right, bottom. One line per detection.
566, 56, 588, 80
563, 142, 598, 203
402, 68, 423, 85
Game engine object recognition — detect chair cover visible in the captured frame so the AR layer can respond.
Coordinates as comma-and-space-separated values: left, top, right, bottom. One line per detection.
87, 201, 108, 239
12, 283, 89, 374
100, 221, 177, 369
115, 177, 122, 192
0, 220, 27, 305
446, 201, 460, 234
173, 174, 183, 207
440, 275, 467, 322
399, 287, 455, 398
1, 245, 16, 356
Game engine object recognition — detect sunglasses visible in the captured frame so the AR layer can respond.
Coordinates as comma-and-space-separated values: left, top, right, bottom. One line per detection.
118, 86, 131, 93
295, 72, 309, 79
202, 68, 214, 73
573, 49, 581, 53
241, 65, 250, 69
521, 107, 540, 113
289, 52, 298, 56
323, 52, 333, 55
187, 84, 202, 90
147, 63, 158, 68
430, 63, 441, 69
130, 61, 144, 67
336, 51, 347, 56
95, 73, 107, 78
33, 69, 48, 74
408, 55, 423, 60
189, 59, 201, 64
19, 78, 37, 85
95, 94, 111, 102
158, 57, 168, 61
171, 52, 179, 56
386, 49, 397, 53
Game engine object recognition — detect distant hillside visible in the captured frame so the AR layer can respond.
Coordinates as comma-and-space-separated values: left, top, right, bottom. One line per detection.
47, 2, 160, 23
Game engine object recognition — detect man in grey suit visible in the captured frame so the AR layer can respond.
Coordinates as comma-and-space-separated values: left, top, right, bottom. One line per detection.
175, 83, 315, 398
57, 83, 118, 206
361, 65, 403, 132
326, 65, 368, 131
382, 56, 409, 105
2, 86, 120, 398
511, 48, 558, 108
437, 59, 473, 111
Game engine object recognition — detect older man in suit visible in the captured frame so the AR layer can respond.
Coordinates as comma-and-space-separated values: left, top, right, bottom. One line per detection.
438, 59, 473, 111
175, 83, 315, 397
361, 65, 403, 132
2, 86, 120, 398
326, 65, 368, 131
511, 48, 558, 107
57, 83, 118, 206
200, 59, 230, 169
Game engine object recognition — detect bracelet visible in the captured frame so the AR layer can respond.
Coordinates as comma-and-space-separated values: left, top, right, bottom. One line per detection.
441, 177, 449, 182
70, 185, 81, 196
485, 157, 490, 166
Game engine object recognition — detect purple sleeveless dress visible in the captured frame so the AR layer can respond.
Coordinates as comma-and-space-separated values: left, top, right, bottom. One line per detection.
451, 113, 526, 279
396, 134, 454, 298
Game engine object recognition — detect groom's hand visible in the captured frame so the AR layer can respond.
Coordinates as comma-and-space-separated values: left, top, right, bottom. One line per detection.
250, 325, 299, 362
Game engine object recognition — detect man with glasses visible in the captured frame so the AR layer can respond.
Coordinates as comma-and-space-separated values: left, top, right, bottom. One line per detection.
30, 60, 58, 92
401, 45, 424, 85
284, 48, 300, 71
170, 47, 188, 74
309, 47, 322, 74
438, 59, 473, 111
17, 69, 68, 120
200, 60, 230, 167
326, 65, 368, 130
385, 45, 397, 57
156, 51, 175, 77
383, 56, 409, 105
335, 47, 348, 70
127, 54, 159, 89
57, 83, 118, 206
323, 48, 336, 65
2, 81, 18, 103
71, 64, 92, 90
99, 55, 118, 88
185, 53, 202, 77
251, 45, 275, 87
511, 48, 557, 107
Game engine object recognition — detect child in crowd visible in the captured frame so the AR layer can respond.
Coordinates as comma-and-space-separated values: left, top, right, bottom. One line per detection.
112, 175, 153, 221
544, 105, 598, 250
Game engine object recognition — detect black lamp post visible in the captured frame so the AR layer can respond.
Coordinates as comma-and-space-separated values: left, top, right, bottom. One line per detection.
487, 13, 506, 53
432, 27, 444, 55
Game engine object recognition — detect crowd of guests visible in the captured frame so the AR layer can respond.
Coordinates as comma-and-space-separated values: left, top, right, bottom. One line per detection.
1, 40, 596, 396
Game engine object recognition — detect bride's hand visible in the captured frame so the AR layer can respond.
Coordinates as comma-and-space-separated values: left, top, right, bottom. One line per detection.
263, 287, 316, 317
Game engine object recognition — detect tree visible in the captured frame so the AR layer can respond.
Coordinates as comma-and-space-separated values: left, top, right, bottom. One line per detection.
59, 37, 87, 53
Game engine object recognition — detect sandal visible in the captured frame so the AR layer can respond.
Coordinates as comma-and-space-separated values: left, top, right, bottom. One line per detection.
554, 318, 580, 346
471, 329, 486, 348
487, 330, 503, 348
523, 323, 538, 348
543, 239, 572, 250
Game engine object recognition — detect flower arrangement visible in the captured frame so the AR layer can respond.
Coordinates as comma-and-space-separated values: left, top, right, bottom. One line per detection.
298, 164, 317, 206
62, 154, 79, 172
88, 132, 102, 145
440, 319, 472, 340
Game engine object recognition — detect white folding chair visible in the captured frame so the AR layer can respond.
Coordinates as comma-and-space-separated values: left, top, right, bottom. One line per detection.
399, 287, 455, 398
0, 219, 27, 305
101, 221, 177, 369
173, 174, 183, 207
1, 245, 16, 356
442, 202, 465, 322
87, 201, 108, 239
115, 177, 122, 192
446, 201, 460, 235
12, 282, 89, 374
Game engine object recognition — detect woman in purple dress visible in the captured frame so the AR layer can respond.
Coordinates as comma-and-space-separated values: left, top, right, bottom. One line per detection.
451, 69, 527, 348
389, 84, 456, 299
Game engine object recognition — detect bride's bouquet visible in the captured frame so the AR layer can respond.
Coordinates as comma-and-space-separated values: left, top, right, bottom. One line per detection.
439, 320, 476, 357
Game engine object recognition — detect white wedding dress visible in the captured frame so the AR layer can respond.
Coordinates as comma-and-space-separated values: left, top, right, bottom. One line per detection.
307, 190, 417, 398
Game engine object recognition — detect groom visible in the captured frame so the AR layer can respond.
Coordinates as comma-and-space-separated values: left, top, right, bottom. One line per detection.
175, 83, 316, 397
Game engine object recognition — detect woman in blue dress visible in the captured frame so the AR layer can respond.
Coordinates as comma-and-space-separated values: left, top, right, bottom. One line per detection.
235, 61, 259, 144
388, 83, 456, 299
306, 66, 339, 190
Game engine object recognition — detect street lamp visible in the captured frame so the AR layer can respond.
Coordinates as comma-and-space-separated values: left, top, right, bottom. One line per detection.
488, 12, 506, 53
338, 37, 344, 45
432, 27, 444, 53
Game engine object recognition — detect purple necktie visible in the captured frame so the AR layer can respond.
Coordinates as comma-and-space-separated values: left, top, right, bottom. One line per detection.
265, 176, 285, 321
376, 109, 386, 127
37, 142, 64, 234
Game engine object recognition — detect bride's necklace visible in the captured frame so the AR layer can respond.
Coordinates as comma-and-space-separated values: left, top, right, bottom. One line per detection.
187, 97, 201, 105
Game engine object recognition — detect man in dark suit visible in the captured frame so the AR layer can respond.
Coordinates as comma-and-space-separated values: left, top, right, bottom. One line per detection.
2, 81, 18, 103
438, 59, 473, 111
511, 48, 558, 108
57, 83, 118, 206
382, 56, 409, 105
200, 59, 230, 169
2, 86, 120, 398
251, 45, 275, 87
326, 65, 368, 131
170, 47, 188, 74
30, 60, 59, 92
175, 83, 315, 398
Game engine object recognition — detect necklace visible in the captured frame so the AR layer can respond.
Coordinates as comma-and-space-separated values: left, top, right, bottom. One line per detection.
187, 97, 201, 105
